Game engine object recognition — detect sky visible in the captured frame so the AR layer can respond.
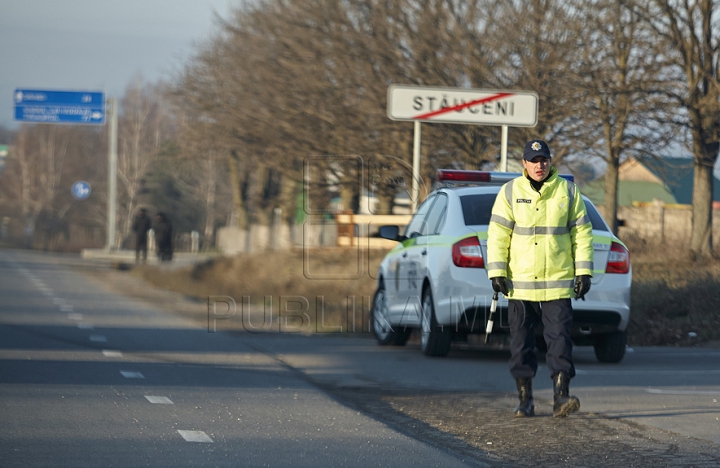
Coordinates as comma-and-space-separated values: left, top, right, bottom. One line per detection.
0, 0, 236, 129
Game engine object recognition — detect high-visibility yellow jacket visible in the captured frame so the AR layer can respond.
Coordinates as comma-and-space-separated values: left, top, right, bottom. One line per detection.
487, 167, 594, 301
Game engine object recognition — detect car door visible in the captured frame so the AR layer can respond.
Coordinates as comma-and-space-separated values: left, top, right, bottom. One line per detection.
400, 193, 448, 326
391, 195, 436, 319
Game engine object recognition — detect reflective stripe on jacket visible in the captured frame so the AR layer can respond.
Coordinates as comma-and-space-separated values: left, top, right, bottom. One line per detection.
486, 167, 594, 301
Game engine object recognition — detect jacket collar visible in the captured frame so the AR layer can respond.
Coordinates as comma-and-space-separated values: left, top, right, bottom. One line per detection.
522, 166, 558, 185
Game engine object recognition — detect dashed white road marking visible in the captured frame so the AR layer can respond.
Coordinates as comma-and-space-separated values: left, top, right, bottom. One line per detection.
78, 323, 94, 329
52, 298, 66, 305
120, 371, 144, 379
67, 313, 83, 320
646, 388, 720, 395
89, 335, 107, 342
60, 304, 74, 312
102, 350, 123, 358
177, 430, 213, 443
145, 396, 173, 404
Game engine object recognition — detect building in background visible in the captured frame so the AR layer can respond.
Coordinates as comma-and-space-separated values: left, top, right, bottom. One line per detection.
582, 157, 720, 208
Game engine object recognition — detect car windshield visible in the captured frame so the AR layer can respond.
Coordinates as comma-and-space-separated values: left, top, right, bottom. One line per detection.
460, 193, 610, 232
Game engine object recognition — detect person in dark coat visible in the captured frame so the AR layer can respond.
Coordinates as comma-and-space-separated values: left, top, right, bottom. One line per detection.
154, 212, 173, 262
131, 208, 152, 264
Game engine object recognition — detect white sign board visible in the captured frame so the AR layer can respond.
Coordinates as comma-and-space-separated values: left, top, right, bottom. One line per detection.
387, 85, 538, 127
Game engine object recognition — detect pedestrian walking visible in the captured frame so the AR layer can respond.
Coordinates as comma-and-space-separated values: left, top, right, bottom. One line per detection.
486, 139, 594, 418
131, 208, 152, 264
154, 212, 173, 262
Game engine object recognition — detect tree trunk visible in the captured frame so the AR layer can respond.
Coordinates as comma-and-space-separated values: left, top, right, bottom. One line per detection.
604, 151, 620, 234
228, 152, 246, 229
690, 160, 714, 259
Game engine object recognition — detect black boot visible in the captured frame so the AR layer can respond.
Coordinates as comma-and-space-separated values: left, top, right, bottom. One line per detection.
514, 378, 535, 417
552, 372, 580, 418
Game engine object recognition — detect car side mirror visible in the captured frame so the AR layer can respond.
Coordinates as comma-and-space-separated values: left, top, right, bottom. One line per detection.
378, 225, 406, 242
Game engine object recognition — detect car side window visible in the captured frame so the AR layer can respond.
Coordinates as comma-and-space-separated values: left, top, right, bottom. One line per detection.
583, 199, 610, 232
423, 193, 448, 235
404, 195, 436, 238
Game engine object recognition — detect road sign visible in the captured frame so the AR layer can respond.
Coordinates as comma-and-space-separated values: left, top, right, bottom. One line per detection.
72, 181, 91, 200
387, 85, 538, 127
14, 89, 105, 125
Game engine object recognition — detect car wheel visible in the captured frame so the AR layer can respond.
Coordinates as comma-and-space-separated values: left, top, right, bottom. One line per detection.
593, 331, 627, 363
371, 285, 411, 346
420, 286, 451, 357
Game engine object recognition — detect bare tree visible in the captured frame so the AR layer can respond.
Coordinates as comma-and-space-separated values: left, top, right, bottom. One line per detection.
0, 124, 106, 248
631, 0, 720, 259
568, 0, 676, 232
116, 78, 176, 247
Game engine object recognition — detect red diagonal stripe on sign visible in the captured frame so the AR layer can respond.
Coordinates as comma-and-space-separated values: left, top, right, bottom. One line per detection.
412, 92, 514, 120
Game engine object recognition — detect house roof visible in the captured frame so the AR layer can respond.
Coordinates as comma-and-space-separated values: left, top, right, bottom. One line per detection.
637, 157, 720, 204
581, 178, 677, 207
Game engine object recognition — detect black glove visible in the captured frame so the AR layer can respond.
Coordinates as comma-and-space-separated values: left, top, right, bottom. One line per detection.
491, 277, 509, 296
574, 275, 591, 300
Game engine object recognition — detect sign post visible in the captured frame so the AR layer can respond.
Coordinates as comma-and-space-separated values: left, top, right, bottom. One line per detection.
107, 98, 118, 251
387, 85, 539, 210
14, 88, 116, 251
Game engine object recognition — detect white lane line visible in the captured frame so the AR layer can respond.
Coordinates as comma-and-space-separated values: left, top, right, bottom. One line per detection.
41, 290, 53, 296
120, 371, 144, 379
646, 388, 720, 395
89, 335, 107, 342
177, 430, 213, 443
102, 350, 123, 358
68, 313, 83, 320
78, 323, 94, 329
60, 304, 74, 312
145, 396, 174, 404
52, 298, 66, 305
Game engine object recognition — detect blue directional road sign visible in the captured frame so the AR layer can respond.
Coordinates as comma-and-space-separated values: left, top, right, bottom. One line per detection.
72, 181, 92, 200
14, 89, 105, 125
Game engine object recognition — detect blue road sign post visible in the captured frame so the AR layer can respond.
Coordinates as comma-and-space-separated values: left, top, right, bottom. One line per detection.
72, 181, 91, 200
14, 89, 105, 125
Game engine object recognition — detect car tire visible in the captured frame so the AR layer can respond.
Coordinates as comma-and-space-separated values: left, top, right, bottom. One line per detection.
593, 331, 627, 363
371, 285, 411, 346
420, 286, 452, 357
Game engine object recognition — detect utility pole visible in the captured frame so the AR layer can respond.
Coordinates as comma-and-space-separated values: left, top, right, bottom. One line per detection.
106, 98, 118, 251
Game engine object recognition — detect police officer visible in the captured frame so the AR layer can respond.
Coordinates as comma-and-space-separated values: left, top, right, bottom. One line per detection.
487, 139, 593, 418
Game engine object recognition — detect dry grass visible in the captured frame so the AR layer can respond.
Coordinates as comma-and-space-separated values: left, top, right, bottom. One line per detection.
134, 241, 720, 346
625, 238, 720, 346
133, 248, 387, 333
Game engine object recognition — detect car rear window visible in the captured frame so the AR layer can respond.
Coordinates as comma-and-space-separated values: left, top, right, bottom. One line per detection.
460, 193, 610, 232
460, 194, 496, 226
584, 201, 609, 232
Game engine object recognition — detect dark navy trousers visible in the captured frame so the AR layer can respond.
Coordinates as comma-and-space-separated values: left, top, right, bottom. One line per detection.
508, 299, 575, 380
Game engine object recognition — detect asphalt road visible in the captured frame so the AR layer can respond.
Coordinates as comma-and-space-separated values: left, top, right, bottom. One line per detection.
0, 249, 482, 468
1, 249, 719, 467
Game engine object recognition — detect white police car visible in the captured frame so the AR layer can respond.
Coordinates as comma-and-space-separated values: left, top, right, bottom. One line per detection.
371, 170, 631, 363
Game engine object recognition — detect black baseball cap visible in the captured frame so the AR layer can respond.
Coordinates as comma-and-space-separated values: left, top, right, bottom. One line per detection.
523, 139, 551, 161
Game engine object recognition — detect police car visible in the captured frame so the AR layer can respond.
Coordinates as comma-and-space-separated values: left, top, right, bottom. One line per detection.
371, 169, 631, 363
